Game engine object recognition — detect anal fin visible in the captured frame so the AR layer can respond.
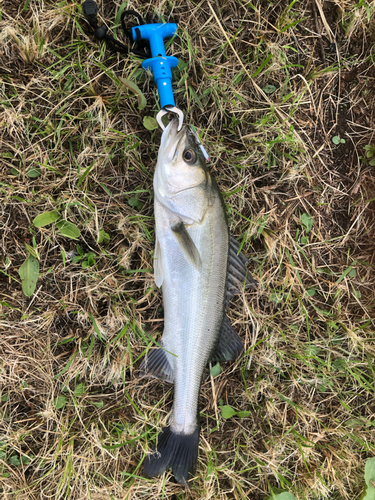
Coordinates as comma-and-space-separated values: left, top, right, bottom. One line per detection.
210, 315, 244, 363
140, 348, 174, 383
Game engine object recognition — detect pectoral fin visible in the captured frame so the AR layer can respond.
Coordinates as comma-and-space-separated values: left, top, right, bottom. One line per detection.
171, 221, 202, 271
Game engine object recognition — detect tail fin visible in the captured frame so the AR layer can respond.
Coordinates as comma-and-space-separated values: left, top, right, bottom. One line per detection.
144, 424, 200, 486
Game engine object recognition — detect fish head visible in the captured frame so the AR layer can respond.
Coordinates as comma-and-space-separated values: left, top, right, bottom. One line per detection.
154, 119, 211, 223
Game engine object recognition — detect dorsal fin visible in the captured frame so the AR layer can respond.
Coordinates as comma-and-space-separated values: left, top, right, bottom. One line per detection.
226, 235, 257, 303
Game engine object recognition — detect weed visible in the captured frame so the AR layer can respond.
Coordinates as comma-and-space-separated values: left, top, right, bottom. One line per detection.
363, 144, 375, 166
332, 135, 346, 145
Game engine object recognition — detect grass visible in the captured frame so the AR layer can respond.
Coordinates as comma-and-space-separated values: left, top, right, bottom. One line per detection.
0, 0, 375, 498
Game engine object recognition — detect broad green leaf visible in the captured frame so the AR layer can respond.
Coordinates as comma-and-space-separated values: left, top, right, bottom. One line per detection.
9, 455, 21, 466
178, 60, 189, 71
44, 121, 54, 134
82, 253, 96, 269
74, 383, 86, 397
98, 230, 110, 244
332, 136, 341, 145
272, 493, 298, 500
27, 167, 41, 178
92, 401, 104, 408
143, 116, 159, 130
10, 168, 19, 175
210, 362, 221, 378
267, 491, 298, 500
18, 254, 39, 297
307, 288, 316, 296
236, 411, 251, 418
363, 458, 375, 500
263, 84, 277, 94
300, 213, 313, 232
119, 77, 147, 110
345, 418, 364, 429
332, 358, 346, 371
365, 457, 375, 490
21, 455, 31, 465
33, 211, 60, 228
56, 220, 80, 240
221, 405, 237, 419
54, 395, 67, 410
128, 195, 143, 210
270, 291, 284, 303
336, 266, 356, 284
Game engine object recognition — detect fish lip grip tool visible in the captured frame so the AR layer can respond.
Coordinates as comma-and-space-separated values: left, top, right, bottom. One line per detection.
131, 23, 184, 131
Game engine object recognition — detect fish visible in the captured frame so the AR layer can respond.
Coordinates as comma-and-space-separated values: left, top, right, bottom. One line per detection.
141, 119, 257, 486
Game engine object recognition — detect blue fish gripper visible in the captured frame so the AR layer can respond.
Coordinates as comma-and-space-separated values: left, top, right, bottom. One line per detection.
132, 23, 183, 129
132, 23, 178, 109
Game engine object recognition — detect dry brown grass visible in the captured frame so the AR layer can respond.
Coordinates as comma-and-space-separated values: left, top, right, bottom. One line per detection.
0, 0, 375, 498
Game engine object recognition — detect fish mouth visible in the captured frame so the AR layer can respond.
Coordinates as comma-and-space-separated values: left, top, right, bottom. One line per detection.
160, 119, 189, 162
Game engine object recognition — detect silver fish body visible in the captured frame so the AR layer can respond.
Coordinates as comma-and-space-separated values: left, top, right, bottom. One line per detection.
142, 120, 256, 485
155, 177, 228, 435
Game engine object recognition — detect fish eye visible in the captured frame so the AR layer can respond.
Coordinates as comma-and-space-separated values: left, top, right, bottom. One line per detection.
183, 149, 196, 163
